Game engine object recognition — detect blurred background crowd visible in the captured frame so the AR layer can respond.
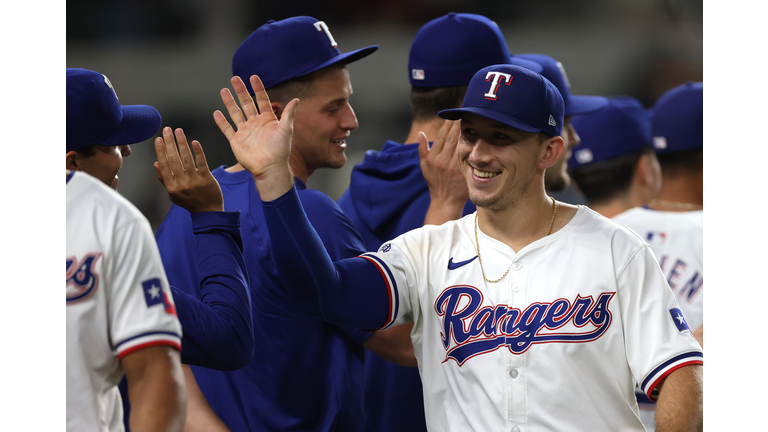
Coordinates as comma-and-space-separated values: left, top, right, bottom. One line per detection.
66, 0, 702, 231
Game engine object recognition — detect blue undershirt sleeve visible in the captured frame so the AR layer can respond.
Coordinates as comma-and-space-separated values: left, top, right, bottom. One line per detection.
262, 186, 392, 330
169, 211, 254, 370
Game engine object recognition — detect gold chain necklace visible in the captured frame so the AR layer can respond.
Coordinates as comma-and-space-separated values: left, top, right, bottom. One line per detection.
648, 199, 703, 211
474, 197, 558, 283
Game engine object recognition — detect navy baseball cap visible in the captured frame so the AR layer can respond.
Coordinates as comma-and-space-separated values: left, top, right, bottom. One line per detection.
650, 81, 703, 154
438, 64, 564, 137
568, 96, 651, 169
232, 16, 378, 93
516, 53, 608, 117
66, 68, 162, 153
408, 13, 542, 87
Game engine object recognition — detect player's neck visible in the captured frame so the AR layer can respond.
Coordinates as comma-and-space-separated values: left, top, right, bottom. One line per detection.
476, 194, 577, 252
592, 188, 648, 219
651, 173, 703, 211
404, 118, 444, 144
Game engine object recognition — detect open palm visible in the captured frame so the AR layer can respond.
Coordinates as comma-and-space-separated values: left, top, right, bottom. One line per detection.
214, 75, 299, 187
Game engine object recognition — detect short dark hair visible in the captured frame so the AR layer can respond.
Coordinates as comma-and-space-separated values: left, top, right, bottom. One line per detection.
656, 147, 703, 176
264, 73, 317, 107
410, 85, 469, 122
570, 147, 655, 205
76, 144, 98, 157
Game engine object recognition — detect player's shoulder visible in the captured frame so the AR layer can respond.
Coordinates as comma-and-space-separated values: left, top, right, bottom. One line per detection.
67, 171, 146, 224
298, 187, 344, 212
571, 206, 650, 248
614, 206, 703, 232
379, 212, 474, 249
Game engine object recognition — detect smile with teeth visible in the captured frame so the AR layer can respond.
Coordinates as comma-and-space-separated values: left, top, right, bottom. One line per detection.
473, 167, 500, 178
331, 139, 347, 148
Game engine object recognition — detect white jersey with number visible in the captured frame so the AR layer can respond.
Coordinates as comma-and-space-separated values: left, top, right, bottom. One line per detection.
362, 207, 703, 432
66, 171, 182, 432
613, 207, 703, 331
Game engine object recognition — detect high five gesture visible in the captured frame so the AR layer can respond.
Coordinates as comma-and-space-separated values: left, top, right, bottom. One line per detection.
214, 75, 300, 201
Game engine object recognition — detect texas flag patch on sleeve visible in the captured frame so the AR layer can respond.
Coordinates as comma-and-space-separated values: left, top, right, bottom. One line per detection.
142, 278, 177, 316
669, 308, 691, 333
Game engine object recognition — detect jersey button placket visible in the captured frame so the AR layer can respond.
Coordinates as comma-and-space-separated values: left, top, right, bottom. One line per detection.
507, 262, 527, 431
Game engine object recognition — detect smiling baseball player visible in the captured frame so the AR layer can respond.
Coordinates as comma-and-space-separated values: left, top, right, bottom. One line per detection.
216, 65, 703, 431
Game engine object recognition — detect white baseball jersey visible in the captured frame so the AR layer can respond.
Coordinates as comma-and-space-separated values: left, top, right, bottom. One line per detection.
613, 207, 703, 432
66, 171, 182, 432
363, 207, 703, 432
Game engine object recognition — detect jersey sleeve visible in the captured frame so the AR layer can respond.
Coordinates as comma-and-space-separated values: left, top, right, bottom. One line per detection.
616, 243, 703, 400
108, 216, 182, 360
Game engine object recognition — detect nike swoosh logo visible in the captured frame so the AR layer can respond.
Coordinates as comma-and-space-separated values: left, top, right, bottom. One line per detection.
448, 256, 478, 270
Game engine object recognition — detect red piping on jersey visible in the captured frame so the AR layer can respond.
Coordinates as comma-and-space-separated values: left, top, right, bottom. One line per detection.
117, 340, 182, 360
646, 359, 703, 401
361, 256, 394, 331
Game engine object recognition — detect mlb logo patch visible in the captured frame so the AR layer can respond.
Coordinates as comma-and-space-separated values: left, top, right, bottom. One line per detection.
381, 243, 392, 253
412, 69, 425, 80
669, 308, 690, 333
142, 278, 165, 307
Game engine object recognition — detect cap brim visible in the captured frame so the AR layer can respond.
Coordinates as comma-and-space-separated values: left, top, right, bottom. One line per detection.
298, 45, 379, 78
566, 95, 609, 117
509, 56, 544, 73
438, 107, 541, 134
98, 105, 162, 147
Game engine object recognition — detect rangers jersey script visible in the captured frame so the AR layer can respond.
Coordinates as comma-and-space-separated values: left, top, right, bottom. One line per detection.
363, 207, 703, 432
66, 171, 182, 432
613, 207, 703, 331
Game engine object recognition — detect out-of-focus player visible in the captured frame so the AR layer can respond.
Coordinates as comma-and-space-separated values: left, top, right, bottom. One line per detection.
66, 68, 254, 432
612, 82, 704, 432
567, 96, 663, 218
155, 17, 414, 432
216, 65, 704, 431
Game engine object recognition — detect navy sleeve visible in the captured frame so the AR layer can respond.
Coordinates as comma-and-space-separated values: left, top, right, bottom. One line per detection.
263, 186, 392, 330
159, 209, 254, 370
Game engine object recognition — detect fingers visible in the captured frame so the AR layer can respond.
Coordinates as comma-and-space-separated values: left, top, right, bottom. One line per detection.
231, 76, 260, 119
220, 87, 247, 129
280, 98, 300, 136
250, 75, 275, 120
444, 120, 461, 157
175, 128, 196, 171
154, 136, 173, 185
162, 127, 184, 174
430, 119, 454, 155
190, 140, 211, 174
214, 110, 236, 141
417, 131, 429, 162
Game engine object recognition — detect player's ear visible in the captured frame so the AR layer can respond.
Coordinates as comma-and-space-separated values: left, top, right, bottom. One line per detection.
271, 102, 285, 120
537, 135, 564, 170
66, 151, 80, 171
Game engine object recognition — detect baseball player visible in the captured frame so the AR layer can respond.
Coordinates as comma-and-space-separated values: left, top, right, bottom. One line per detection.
567, 95, 663, 218
513, 53, 610, 195
218, 65, 704, 431
335, 13, 543, 431
612, 82, 704, 431
154, 17, 414, 432
66, 68, 254, 431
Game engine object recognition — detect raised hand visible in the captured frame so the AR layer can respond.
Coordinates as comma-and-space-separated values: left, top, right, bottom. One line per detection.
419, 119, 469, 225
154, 127, 224, 213
214, 75, 299, 201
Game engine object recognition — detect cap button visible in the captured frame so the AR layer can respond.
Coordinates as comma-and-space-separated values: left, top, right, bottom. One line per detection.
448, 12, 456, 17
267, 19, 276, 24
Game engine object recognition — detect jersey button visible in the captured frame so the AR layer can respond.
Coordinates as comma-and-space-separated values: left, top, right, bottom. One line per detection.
512, 262, 522, 271
509, 369, 519, 378
511, 283, 520, 292
512, 427, 521, 432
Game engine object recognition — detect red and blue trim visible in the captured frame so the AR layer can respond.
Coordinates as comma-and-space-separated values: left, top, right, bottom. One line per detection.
361, 253, 399, 330
641, 351, 703, 401
115, 330, 182, 360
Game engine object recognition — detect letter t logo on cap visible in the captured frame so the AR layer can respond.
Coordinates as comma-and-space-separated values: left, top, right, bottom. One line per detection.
313, 21, 338, 48
484, 71, 512, 100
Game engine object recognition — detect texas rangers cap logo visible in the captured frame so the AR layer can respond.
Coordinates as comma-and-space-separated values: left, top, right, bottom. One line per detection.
484, 71, 512, 100
313, 21, 338, 48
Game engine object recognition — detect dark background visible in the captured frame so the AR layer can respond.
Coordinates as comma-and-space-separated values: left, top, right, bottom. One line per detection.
66, 0, 703, 230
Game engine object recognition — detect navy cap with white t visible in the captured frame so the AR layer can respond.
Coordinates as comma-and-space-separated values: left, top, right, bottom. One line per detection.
232, 16, 378, 94
66, 68, 162, 153
408, 13, 543, 87
516, 53, 608, 117
438, 64, 564, 137
568, 96, 651, 169
650, 81, 703, 154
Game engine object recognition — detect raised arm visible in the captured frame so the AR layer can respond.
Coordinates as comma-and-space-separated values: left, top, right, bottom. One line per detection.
214, 75, 394, 330
154, 127, 254, 370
